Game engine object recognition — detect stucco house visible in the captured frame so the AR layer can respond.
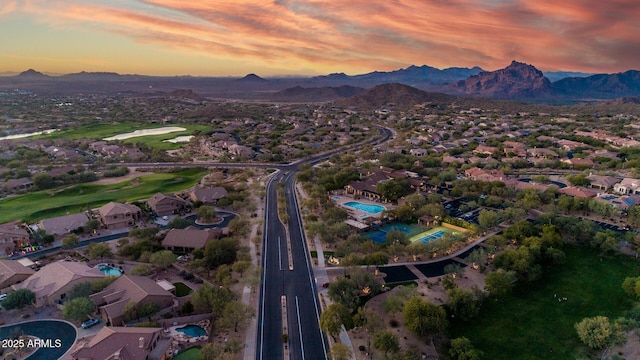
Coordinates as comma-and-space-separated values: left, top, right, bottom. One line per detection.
90, 275, 176, 326
71, 326, 165, 360
95, 202, 142, 229
189, 186, 228, 206
12, 261, 105, 306
37, 213, 89, 237
161, 227, 227, 253
147, 193, 189, 216
0, 259, 35, 290
614, 178, 640, 195
0, 222, 30, 256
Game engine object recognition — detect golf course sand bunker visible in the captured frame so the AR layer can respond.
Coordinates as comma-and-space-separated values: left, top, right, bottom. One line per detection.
164, 135, 194, 143
103, 126, 186, 140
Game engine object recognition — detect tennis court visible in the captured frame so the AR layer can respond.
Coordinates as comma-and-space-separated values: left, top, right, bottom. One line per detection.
409, 226, 460, 244
365, 223, 426, 244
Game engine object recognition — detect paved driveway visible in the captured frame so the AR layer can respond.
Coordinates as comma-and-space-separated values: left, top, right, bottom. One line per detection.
0, 320, 77, 360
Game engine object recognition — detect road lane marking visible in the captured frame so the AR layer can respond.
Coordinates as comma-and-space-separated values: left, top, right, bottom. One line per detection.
282, 295, 290, 360
289, 175, 328, 359
295, 296, 305, 360
278, 236, 282, 271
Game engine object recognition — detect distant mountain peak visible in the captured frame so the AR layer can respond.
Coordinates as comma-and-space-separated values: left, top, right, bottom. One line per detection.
237, 73, 267, 82
451, 60, 551, 99
18, 69, 47, 77
337, 83, 454, 109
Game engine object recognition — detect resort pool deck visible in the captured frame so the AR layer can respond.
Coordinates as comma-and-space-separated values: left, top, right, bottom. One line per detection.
343, 201, 385, 214
331, 194, 392, 221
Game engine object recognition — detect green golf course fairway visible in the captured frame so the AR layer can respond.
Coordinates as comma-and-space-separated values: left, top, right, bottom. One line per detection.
0, 168, 208, 223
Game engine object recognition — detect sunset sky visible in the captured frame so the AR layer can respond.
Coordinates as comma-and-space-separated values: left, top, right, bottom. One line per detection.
1, 0, 639, 76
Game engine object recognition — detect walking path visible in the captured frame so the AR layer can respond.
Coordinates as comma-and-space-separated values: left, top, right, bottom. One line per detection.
243, 181, 266, 360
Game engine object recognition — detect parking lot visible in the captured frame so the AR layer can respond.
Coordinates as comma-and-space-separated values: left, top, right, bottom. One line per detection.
579, 217, 627, 233
444, 199, 481, 224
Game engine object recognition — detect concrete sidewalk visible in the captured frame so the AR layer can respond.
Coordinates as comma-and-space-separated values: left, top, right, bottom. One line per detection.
243, 187, 265, 360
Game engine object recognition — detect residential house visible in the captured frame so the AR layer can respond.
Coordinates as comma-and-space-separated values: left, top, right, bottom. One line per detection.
473, 145, 496, 156
147, 193, 189, 216
556, 139, 589, 151
189, 186, 228, 206
527, 148, 558, 159
558, 186, 598, 198
0, 259, 35, 289
586, 175, 620, 191
464, 167, 506, 182
37, 213, 89, 236
442, 156, 465, 165
13, 261, 105, 306
588, 149, 619, 160
595, 193, 640, 210
0, 222, 30, 256
409, 148, 428, 157
95, 202, 142, 230
90, 275, 176, 326
71, 326, 165, 360
561, 158, 594, 168
46, 166, 75, 178
3, 177, 33, 193
503, 141, 525, 149
161, 227, 227, 253
614, 178, 640, 195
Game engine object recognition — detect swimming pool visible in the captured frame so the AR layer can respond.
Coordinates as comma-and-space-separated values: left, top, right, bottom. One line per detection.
176, 324, 207, 337
343, 201, 385, 214
95, 263, 123, 276
332, 195, 340, 200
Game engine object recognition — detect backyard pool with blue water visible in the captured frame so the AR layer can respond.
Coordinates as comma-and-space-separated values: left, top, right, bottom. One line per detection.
95, 263, 123, 276
176, 324, 207, 337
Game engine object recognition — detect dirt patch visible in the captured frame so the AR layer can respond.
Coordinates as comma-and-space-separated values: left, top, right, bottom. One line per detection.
346, 267, 486, 359
610, 331, 640, 359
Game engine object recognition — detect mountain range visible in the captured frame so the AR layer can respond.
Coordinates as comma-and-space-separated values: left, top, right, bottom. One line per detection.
2, 62, 640, 104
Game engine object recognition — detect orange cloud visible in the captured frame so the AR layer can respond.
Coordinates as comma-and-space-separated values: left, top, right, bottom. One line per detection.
3, 0, 640, 74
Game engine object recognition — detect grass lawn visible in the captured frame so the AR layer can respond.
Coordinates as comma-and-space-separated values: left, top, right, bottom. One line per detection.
36, 123, 210, 150
0, 168, 208, 223
450, 245, 640, 359
173, 282, 193, 297
173, 346, 201, 360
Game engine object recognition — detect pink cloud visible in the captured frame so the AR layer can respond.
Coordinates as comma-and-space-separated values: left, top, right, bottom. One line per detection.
4, 0, 640, 74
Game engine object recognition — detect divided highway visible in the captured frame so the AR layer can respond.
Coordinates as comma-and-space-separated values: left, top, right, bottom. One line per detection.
257, 127, 392, 360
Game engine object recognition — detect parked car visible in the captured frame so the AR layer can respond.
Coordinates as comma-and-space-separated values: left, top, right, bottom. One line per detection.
321, 282, 330, 288
0, 294, 7, 302
81, 318, 100, 329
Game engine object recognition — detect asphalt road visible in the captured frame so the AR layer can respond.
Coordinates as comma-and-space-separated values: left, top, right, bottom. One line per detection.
256, 170, 329, 360
257, 127, 393, 359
